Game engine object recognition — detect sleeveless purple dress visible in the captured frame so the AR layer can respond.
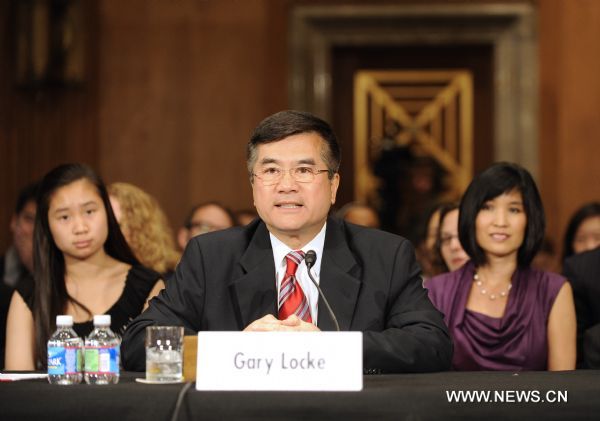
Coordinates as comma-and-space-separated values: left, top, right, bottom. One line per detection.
427, 261, 565, 371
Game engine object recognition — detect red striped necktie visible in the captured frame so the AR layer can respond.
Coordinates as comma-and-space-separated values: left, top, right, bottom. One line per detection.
278, 250, 312, 323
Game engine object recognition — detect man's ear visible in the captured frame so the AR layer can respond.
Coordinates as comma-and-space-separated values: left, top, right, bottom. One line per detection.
330, 173, 340, 205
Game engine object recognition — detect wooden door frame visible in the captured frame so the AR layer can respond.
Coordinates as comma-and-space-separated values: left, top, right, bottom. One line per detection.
289, 2, 538, 178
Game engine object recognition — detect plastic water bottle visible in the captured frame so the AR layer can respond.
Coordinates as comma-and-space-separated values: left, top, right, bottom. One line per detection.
47, 315, 83, 385
84, 315, 120, 385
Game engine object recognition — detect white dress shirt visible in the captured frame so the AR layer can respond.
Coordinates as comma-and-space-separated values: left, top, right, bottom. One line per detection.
269, 223, 326, 324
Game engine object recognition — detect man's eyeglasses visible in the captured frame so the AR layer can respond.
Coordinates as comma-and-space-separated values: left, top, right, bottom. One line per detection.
253, 166, 330, 186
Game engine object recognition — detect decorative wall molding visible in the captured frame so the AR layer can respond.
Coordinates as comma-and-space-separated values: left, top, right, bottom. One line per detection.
354, 70, 473, 202
289, 3, 538, 178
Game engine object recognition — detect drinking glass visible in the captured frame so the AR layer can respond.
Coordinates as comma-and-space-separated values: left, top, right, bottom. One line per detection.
145, 326, 184, 382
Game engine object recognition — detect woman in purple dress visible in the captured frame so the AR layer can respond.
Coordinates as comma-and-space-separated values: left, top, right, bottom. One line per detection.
427, 162, 576, 371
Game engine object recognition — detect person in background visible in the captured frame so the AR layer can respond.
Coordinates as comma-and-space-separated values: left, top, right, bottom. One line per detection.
562, 202, 600, 261
177, 202, 235, 250
0, 182, 38, 369
427, 162, 576, 371
531, 237, 558, 273
415, 203, 447, 280
121, 110, 452, 373
5, 163, 164, 370
108, 182, 181, 278
434, 203, 470, 273
563, 247, 600, 368
336, 202, 380, 229
235, 208, 259, 226
2, 182, 39, 289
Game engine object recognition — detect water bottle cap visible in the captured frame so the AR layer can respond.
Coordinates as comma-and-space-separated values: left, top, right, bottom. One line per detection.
56, 315, 73, 326
93, 314, 111, 326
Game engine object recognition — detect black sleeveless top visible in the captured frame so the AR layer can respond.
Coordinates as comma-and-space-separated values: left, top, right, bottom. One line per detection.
17, 265, 162, 338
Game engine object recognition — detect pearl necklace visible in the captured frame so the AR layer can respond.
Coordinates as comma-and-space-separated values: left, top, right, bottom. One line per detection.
473, 272, 512, 301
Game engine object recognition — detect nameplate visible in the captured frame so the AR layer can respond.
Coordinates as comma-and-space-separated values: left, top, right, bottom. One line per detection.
195, 331, 363, 391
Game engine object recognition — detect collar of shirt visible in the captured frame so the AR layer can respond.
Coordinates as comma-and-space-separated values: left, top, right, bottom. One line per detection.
269, 222, 327, 324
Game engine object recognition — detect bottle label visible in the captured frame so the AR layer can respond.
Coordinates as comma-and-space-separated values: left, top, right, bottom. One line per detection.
84, 347, 120, 374
48, 346, 81, 375
48, 347, 66, 375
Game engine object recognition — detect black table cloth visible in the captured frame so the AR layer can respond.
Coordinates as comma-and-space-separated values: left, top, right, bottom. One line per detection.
2, 370, 599, 420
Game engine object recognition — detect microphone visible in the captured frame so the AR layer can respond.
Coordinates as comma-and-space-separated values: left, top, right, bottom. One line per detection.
305, 250, 340, 331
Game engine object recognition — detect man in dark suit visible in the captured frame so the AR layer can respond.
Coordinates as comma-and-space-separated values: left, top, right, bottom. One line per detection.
122, 110, 452, 373
563, 247, 600, 368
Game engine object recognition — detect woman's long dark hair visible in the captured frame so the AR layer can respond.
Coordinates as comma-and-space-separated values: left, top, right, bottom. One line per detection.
33, 163, 138, 368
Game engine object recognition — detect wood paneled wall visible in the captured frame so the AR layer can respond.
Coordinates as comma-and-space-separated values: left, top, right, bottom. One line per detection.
539, 0, 600, 257
2, 0, 600, 259
0, 0, 288, 250
0, 0, 100, 251
97, 0, 288, 232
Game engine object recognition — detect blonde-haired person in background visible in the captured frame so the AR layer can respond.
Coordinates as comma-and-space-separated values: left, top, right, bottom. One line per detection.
108, 182, 181, 278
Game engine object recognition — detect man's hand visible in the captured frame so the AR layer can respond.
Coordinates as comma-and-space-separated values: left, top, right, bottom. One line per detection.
244, 314, 320, 332
280, 315, 321, 331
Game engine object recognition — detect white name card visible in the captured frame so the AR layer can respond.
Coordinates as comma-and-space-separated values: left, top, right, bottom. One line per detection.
195, 331, 363, 391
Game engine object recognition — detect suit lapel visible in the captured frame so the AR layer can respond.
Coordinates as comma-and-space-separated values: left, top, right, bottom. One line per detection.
228, 218, 362, 331
318, 218, 362, 331
229, 222, 278, 328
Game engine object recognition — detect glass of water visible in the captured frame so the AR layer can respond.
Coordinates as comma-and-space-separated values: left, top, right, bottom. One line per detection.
145, 326, 184, 382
